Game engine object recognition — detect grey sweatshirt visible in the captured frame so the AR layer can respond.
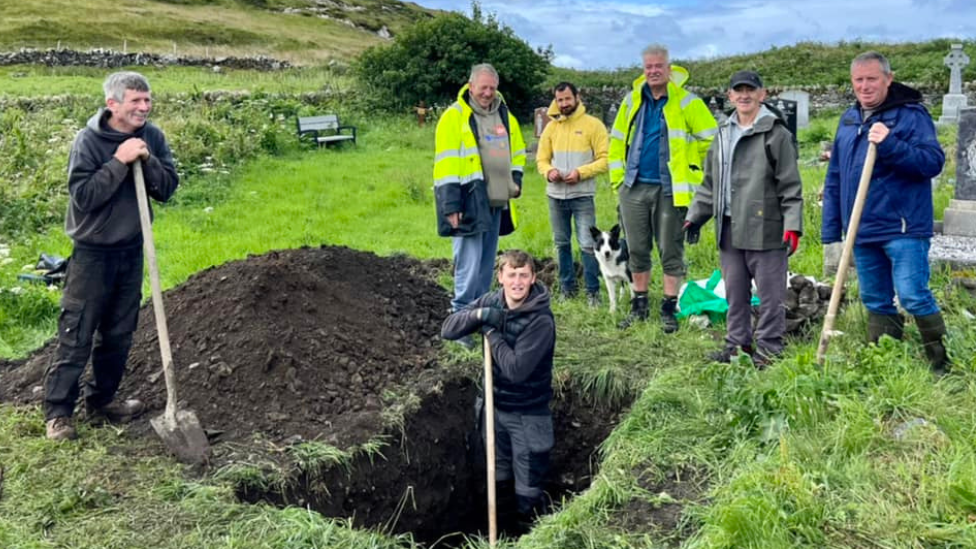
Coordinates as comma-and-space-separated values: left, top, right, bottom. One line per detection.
66, 109, 179, 247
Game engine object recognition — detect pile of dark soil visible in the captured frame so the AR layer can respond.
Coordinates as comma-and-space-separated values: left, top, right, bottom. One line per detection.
1, 245, 451, 449
0, 245, 625, 544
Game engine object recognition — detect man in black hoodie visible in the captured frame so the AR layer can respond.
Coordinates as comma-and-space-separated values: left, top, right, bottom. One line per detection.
441, 249, 556, 528
44, 71, 179, 441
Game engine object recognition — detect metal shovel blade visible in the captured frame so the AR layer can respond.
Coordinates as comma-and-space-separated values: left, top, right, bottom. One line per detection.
150, 408, 210, 465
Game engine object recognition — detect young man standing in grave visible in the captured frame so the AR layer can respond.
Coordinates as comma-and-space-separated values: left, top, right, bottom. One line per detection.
536, 81, 609, 305
608, 44, 718, 332
434, 63, 526, 349
44, 71, 179, 441
684, 70, 804, 367
441, 249, 556, 529
821, 51, 949, 373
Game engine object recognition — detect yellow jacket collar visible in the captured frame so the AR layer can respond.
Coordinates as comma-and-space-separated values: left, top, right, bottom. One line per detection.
546, 99, 587, 121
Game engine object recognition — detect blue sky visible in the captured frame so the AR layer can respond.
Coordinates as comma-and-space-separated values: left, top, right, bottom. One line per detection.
412, 0, 976, 70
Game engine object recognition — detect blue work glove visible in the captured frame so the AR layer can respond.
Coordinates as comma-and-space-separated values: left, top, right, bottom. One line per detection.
476, 307, 506, 334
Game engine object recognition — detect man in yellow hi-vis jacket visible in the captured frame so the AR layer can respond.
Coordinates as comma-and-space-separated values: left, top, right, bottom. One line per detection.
434, 63, 526, 348
608, 44, 717, 332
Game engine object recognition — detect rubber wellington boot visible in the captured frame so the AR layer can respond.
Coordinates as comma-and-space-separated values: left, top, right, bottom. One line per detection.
915, 313, 950, 373
619, 293, 649, 329
866, 312, 904, 344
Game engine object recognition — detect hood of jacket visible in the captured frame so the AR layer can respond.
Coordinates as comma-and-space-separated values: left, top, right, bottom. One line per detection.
546, 99, 588, 121
503, 281, 551, 317
857, 81, 923, 114
723, 104, 781, 134
86, 108, 146, 142
457, 83, 508, 111
630, 64, 691, 92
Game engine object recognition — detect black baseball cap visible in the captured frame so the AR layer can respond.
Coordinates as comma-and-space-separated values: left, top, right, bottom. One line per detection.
729, 70, 763, 89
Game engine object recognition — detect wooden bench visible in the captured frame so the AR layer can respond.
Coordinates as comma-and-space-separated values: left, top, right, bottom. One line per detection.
296, 114, 357, 147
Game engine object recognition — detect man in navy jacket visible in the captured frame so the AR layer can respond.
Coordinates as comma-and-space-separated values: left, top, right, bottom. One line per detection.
822, 51, 949, 372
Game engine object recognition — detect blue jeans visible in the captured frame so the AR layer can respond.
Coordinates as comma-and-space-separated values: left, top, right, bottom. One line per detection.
451, 208, 502, 311
547, 196, 600, 295
854, 237, 940, 317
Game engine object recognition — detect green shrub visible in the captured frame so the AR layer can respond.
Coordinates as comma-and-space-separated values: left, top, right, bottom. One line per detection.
354, 2, 550, 119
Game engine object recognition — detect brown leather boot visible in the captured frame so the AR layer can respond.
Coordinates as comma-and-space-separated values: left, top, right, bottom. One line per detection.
46, 416, 77, 441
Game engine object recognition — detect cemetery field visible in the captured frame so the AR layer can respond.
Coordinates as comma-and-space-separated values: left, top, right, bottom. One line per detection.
2, 71, 976, 548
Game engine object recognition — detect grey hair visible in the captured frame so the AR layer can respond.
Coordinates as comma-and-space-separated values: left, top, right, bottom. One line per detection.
469, 63, 499, 84
641, 44, 670, 61
851, 51, 892, 75
103, 71, 151, 102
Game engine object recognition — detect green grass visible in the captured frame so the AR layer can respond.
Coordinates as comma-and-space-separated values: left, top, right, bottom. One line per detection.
0, 0, 435, 65
0, 64, 353, 97
3, 99, 976, 548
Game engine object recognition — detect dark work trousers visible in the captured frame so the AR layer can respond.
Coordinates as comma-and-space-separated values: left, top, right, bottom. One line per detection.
485, 407, 554, 516
718, 217, 788, 355
44, 245, 144, 420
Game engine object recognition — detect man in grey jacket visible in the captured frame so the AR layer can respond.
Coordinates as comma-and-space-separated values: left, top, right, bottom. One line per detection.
684, 70, 803, 366
44, 71, 179, 441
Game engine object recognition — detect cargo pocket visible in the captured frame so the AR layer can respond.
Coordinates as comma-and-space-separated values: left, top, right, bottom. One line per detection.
58, 296, 86, 347
524, 414, 554, 488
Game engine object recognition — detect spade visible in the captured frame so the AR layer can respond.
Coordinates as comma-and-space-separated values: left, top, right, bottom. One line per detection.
133, 160, 209, 464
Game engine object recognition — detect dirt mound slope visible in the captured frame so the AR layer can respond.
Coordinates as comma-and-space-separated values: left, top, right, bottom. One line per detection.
1, 246, 452, 449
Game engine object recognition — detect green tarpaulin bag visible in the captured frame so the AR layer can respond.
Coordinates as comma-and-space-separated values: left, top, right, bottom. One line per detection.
677, 269, 759, 323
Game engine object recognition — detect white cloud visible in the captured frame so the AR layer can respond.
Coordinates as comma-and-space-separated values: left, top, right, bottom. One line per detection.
414, 0, 976, 69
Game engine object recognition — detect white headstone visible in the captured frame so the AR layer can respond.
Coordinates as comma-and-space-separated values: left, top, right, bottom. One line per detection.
779, 90, 810, 129
939, 44, 970, 125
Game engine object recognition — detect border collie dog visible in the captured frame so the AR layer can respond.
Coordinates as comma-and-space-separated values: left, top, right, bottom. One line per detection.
589, 224, 633, 313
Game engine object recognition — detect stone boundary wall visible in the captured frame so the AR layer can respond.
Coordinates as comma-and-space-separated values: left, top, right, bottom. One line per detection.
0, 48, 290, 71
546, 83, 976, 126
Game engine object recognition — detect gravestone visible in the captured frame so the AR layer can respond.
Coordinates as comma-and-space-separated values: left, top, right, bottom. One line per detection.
771, 98, 798, 138
938, 44, 970, 125
534, 106, 552, 138
605, 102, 618, 127
943, 107, 976, 236
779, 90, 810, 129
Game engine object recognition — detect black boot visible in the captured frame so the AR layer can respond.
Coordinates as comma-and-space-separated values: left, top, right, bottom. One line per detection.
495, 480, 518, 535
915, 313, 950, 373
619, 292, 649, 329
866, 312, 904, 344
660, 296, 679, 334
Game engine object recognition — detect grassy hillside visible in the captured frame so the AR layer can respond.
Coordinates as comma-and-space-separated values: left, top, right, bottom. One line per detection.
549, 39, 976, 90
0, 0, 437, 65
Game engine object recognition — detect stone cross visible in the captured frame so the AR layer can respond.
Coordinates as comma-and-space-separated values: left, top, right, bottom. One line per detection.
945, 44, 970, 95
939, 44, 971, 125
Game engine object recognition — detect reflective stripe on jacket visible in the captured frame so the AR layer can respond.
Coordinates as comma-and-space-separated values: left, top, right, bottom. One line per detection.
536, 100, 609, 200
608, 66, 717, 207
434, 85, 526, 237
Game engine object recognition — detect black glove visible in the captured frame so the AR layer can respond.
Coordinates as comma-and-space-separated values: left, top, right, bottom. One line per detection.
476, 307, 506, 332
683, 221, 700, 245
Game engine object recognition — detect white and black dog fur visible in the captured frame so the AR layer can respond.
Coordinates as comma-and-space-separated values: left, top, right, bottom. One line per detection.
589, 224, 633, 313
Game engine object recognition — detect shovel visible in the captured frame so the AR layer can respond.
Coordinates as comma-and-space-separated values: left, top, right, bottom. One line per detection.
817, 142, 877, 365
483, 335, 497, 547
133, 160, 210, 464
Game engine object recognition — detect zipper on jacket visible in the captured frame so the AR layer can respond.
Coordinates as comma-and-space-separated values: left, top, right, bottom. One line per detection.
901, 218, 907, 233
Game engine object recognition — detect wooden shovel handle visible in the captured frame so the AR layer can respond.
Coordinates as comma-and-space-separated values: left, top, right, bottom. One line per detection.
817, 142, 877, 365
484, 335, 497, 547
133, 161, 178, 421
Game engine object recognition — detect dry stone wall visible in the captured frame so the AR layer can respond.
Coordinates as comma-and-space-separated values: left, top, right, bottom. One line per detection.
549, 82, 976, 126
0, 48, 290, 71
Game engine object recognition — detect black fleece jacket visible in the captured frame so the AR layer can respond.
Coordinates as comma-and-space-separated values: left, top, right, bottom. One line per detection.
66, 109, 179, 248
441, 282, 555, 413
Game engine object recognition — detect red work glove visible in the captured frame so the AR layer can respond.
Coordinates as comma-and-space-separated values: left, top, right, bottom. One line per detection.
783, 230, 800, 256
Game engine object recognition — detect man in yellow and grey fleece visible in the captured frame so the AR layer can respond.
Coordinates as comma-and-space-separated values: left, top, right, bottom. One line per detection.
608, 44, 717, 332
536, 82, 609, 305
